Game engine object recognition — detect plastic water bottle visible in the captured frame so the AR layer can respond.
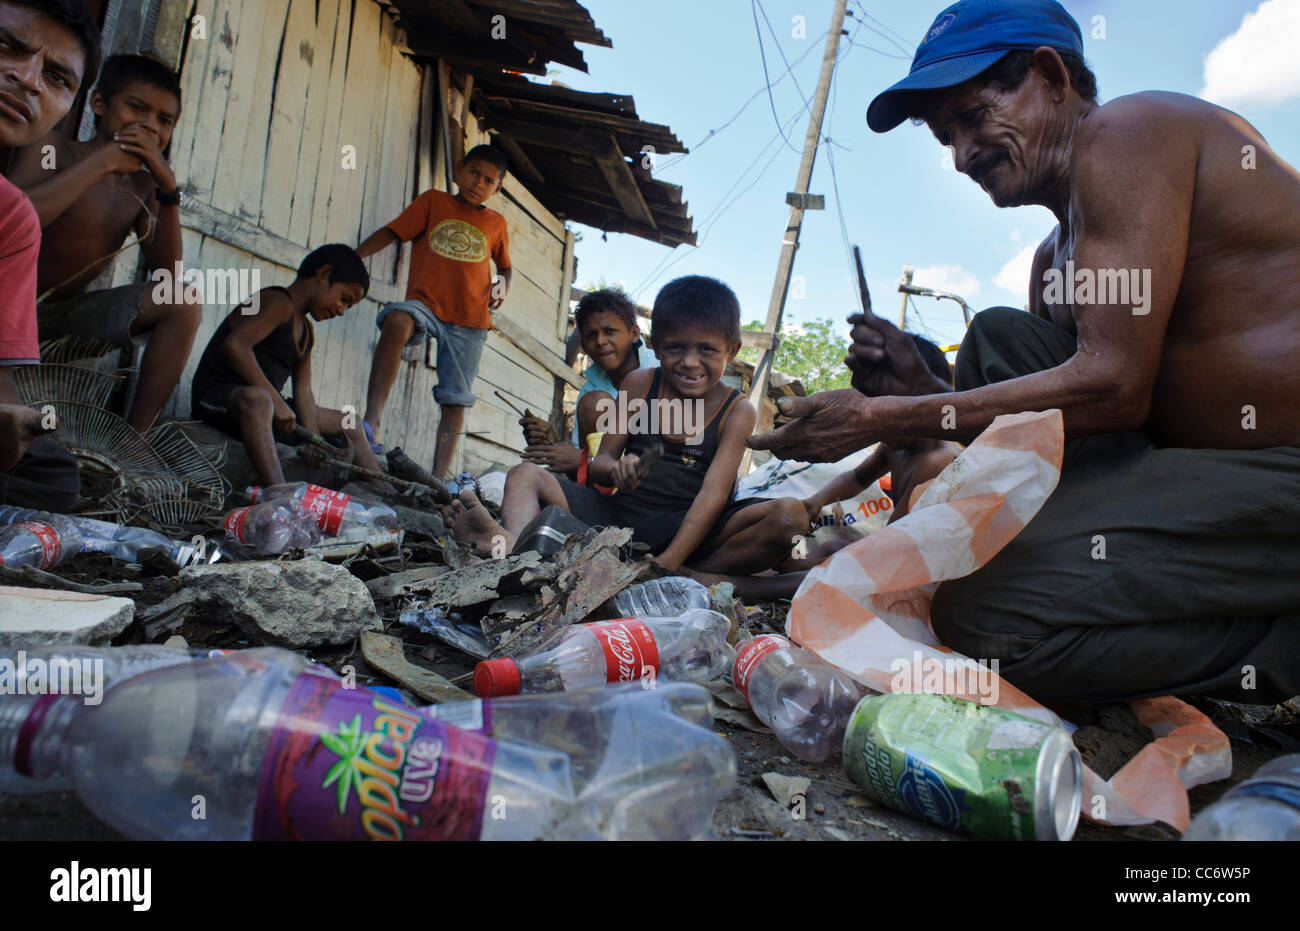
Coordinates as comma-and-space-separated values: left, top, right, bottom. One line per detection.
0, 644, 221, 794
733, 634, 864, 762
245, 482, 397, 539
612, 576, 711, 617
4, 648, 734, 840
219, 501, 320, 554
0, 515, 83, 569
65, 516, 198, 566
473, 610, 735, 697
1182, 754, 1300, 841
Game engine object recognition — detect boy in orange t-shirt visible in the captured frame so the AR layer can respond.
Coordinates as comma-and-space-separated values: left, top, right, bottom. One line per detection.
358, 145, 512, 479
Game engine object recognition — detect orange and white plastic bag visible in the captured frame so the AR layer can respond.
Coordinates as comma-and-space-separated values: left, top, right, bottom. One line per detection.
787, 409, 1230, 832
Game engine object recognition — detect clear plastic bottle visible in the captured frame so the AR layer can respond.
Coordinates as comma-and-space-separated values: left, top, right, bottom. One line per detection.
473, 609, 736, 697
64, 516, 198, 567
245, 482, 397, 539
612, 576, 711, 617
0, 514, 83, 569
219, 501, 320, 554
4, 648, 733, 840
733, 633, 864, 762
1182, 754, 1300, 841
0, 644, 217, 795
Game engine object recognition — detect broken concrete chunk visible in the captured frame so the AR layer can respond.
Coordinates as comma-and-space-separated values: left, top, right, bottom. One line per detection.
761, 773, 811, 808
178, 560, 379, 649
0, 585, 134, 646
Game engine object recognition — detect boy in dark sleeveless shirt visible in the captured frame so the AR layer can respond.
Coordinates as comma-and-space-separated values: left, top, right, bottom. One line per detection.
453, 276, 807, 575
190, 244, 379, 487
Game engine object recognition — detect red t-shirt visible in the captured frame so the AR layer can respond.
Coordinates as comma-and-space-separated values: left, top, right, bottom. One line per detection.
0, 173, 40, 365
386, 189, 510, 330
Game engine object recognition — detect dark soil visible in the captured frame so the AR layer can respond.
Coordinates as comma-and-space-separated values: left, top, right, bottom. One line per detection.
1071, 703, 1156, 780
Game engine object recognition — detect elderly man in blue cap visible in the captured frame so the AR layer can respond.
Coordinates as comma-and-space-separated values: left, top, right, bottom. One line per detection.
750, 0, 1300, 706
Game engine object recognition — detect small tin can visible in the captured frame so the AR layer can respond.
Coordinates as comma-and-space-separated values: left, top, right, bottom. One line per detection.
843, 692, 1081, 840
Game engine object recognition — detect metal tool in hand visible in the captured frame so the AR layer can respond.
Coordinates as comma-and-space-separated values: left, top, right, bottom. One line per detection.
291, 425, 437, 498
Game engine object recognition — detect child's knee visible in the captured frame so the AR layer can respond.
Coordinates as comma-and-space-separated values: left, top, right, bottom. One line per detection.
232, 387, 274, 419
381, 310, 415, 341
507, 461, 546, 486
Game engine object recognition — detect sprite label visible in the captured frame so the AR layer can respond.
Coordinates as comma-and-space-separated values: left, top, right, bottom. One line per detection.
843, 693, 1070, 840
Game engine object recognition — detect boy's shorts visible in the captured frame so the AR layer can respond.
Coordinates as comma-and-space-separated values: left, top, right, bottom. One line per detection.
377, 299, 487, 408
192, 382, 302, 444
557, 476, 766, 561
37, 282, 150, 348
0, 436, 80, 511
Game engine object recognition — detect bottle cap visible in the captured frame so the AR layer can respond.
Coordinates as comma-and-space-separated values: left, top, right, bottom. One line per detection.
474, 658, 522, 697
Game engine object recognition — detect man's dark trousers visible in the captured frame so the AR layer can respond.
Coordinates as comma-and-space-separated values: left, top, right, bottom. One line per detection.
931, 307, 1300, 704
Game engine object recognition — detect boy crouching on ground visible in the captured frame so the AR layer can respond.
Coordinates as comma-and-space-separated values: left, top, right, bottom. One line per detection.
190, 244, 383, 487
453, 275, 807, 574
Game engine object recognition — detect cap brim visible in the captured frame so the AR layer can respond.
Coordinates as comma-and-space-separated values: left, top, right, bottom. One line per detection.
867, 49, 1008, 132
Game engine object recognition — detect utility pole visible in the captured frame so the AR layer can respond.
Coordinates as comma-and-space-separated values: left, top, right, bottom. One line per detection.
741, 0, 849, 475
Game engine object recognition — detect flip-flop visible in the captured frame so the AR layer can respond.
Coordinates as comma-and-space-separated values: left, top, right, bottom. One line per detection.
362, 421, 384, 456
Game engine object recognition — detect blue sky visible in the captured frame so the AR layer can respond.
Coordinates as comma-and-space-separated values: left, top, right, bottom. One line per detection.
548, 0, 1300, 351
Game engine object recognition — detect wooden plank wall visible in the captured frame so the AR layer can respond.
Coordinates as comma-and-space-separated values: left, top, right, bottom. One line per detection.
143, 0, 570, 475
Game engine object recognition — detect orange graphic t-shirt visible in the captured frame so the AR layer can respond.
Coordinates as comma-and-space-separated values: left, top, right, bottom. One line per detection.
385, 190, 511, 329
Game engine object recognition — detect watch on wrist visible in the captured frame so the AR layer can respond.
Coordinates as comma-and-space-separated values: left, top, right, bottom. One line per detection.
155, 187, 182, 207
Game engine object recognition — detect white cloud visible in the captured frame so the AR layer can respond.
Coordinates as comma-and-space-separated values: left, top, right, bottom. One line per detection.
1201, 0, 1300, 109
910, 263, 980, 298
994, 245, 1036, 296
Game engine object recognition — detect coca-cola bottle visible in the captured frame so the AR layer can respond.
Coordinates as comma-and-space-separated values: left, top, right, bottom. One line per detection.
0, 514, 83, 570
733, 634, 864, 762
245, 482, 397, 539
473, 609, 735, 697
219, 502, 320, 555
3, 648, 735, 840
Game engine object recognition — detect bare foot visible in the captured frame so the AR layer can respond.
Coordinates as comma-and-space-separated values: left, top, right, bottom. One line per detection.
0, 403, 52, 472
450, 488, 513, 554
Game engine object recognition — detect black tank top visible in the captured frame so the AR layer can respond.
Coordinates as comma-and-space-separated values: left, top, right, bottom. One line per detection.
620, 369, 744, 510
192, 287, 312, 398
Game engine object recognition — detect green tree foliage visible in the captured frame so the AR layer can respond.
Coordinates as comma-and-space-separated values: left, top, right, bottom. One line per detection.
738, 318, 852, 394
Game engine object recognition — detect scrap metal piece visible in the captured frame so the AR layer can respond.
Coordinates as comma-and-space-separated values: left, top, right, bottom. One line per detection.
360, 630, 473, 704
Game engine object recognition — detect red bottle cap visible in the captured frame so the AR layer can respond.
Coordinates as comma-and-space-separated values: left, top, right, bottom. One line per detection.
474, 658, 522, 697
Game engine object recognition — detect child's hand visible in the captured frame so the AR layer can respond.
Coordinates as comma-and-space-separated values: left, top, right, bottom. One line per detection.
522, 443, 580, 473
302, 443, 328, 469
611, 454, 644, 492
518, 412, 554, 446
272, 399, 297, 437
801, 496, 823, 525
111, 126, 176, 191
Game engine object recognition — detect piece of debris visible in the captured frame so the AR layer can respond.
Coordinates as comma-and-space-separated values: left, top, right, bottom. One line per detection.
392, 551, 542, 607
761, 772, 811, 808
397, 603, 490, 659
705, 679, 749, 709
136, 588, 200, 639
823, 826, 852, 841
845, 795, 874, 808
713, 705, 772, 733
0, 562, 143, 595
359, 631, 473, 704
0, 585, 134, 646
1072, 703, 1156, 780
178, 560, 380, 648
365, 565, 451, 601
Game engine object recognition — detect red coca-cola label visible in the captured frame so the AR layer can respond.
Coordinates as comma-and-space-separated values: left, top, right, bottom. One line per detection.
300, 485, 350, 536
16, 521, 61, 569
733, 634, 790, 703
590, 619, 660, 683
221, 507, 251, 543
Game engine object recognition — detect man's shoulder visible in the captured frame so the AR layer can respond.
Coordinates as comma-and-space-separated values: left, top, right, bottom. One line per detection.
1075, 92, 1209, 152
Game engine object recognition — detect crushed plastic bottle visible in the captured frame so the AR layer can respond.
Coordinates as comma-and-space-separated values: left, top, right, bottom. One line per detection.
219, 501, 320, 554
2, 647, 734, 840
246, 482, 397, 539
0, 644, 221, 794
0, 508, 201, 567
0, 514, 83, 569
1182, 753, 1300, 841
398, 604, 490, 658
474, 609, 735, 696
612, 576, 712, 617
733, 634, 864, 762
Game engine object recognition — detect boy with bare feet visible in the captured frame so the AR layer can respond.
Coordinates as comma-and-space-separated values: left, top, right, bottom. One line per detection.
453, 276, 806, 575
189, 245, 384, 488
9, 54, 201, 434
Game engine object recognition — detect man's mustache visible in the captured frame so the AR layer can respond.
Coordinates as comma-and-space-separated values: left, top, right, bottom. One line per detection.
965, 150, 1007, 184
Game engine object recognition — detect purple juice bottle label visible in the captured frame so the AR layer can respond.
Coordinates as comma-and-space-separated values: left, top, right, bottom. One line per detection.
254, 669, 496, 841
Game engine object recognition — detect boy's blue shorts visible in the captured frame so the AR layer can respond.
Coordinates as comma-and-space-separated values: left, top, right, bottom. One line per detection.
377, 299, 488, 408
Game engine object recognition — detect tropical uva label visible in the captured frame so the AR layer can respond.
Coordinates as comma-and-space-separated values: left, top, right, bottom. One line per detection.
590, 619, 659, 683
221, 507, 251, 543
733, 634, 789, 703
253, 669, 496, 841
17, 521, 61, 569
300, 485, 350, 536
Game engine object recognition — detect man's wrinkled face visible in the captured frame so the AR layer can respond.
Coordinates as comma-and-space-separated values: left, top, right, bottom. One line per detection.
924, 74, 1052, 208
0, 4, 85, 148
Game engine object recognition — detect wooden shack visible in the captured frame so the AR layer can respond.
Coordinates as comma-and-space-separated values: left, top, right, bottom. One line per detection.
82, 0, 694, 476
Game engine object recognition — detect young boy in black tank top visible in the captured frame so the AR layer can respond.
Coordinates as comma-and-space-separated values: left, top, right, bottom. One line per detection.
190, 244, 384, 487
452, 276, 808, 575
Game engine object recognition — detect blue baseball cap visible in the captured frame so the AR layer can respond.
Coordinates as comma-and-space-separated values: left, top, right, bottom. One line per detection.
867, 0, 1085, 133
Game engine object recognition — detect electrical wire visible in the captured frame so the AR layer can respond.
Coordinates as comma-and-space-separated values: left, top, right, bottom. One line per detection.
752, 0, 802, 154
